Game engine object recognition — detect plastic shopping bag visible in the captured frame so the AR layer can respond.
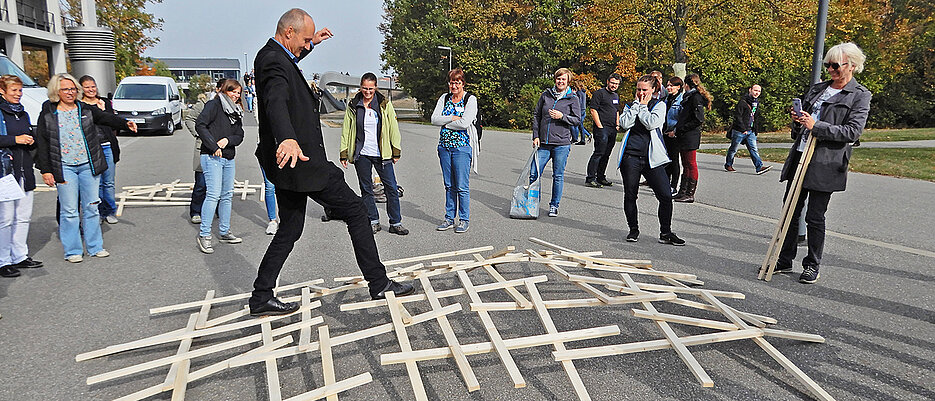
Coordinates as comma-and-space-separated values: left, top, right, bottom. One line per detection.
509, 149, 541, 219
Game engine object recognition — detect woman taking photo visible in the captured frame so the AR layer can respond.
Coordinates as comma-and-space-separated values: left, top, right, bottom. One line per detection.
776, 42, 871, 284
195, 79, 245, 254
35, 73, 136, 263
530, 67, 580, 217
78, 75, 121, 225
430, 68, 478, 233
673, 73, 712, 203
0, 75, 41, 277
617, 75, 684, 245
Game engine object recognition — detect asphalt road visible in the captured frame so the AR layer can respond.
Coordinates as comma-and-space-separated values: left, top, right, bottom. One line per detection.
1, 115, 932, 401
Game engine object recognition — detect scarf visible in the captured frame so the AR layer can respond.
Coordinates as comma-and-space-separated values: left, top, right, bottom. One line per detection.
218, 93, 243, 124
0, 99, 24, 116
550, 86, 571, 99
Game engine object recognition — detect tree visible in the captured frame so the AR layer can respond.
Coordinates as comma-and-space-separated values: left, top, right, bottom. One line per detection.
137, 57, 172, 77
187, 74, 213, 103
62, 0, 164, 80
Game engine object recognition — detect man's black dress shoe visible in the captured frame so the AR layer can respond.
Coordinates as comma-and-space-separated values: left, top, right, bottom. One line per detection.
371, 280, 416, 300
12, 257, 42, 269
250, 298, 300, 316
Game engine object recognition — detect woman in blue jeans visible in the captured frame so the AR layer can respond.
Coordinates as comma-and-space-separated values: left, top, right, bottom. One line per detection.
530, 68, 580, 217
78, 75, 121, 224
194, 80, 244, 254
430, 68, 478, 233
35, 73, 137, 262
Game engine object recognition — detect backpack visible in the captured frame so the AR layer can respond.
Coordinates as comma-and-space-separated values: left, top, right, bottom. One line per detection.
445, 92, 483, 141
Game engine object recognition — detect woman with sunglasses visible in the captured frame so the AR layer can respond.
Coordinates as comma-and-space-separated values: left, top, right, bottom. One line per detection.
35, 74, 137, 263
776, 42, 872, 284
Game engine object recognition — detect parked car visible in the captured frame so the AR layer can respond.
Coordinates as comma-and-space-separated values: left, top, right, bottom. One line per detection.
112, 76, 183, 135
0, 52, 47, 127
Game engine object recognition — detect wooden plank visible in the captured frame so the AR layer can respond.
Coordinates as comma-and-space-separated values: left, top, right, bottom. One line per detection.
383, 246, 495, 267
630, 309, 739, 331
472, 253, 531, 309
195, 290, 215, 329
318, 326, 338, 401
262, 322, 283, 401
456, 270, 526, 388
605, 282, 745, 300
698, 292, 836, 401
241, 179, 250, 200
552, 328, 763, 361
488, 245, 516, 259
149, 279, 325, 314
419, 275, 480, 392
384, 291, 428, 401
524, 280, 592, 400
761, 328, 825, 343
382, 325, 621, 365
299, 288, 313, 348
203, 306, 250, 328
166, 314, 198, 401
282, 372, 373, 401
340, 275, 548, 312
469, 293, 678, 311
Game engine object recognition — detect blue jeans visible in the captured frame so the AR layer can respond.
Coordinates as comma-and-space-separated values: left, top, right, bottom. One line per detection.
260, 166, 276, 221
98, 144, 117, 217
438, 144, 471, 221
571, 123, 591, 142
530, 144, 571, 208
199, 155, 235, 237
355, 155, 402, 226
190, 171, 206, 217
58, 162, 104, 257
725, 130, 763, 169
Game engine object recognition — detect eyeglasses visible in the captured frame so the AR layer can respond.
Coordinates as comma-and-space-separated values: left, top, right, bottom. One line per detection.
823, 62, 849, 70
59, 88, 79, 93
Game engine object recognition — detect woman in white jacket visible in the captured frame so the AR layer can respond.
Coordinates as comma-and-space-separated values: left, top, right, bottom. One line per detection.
617, 75, 685, 245
430, 68, 478, 234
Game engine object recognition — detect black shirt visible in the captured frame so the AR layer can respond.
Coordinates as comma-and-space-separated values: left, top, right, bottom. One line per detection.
589, 87, 620, 128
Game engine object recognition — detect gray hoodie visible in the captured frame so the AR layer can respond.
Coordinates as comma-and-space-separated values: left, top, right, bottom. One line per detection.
532, 88, 581, 146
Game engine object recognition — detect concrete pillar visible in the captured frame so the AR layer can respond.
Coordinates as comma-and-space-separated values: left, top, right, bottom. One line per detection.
6, 0, 19, 25
80, 0, 97, 27
4, 33, 24, 68
51, 42, 67, 74
46, 0, 61, 34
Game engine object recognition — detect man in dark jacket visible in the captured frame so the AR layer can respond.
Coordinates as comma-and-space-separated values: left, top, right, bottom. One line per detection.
724, 84, 771, 174
250, 8, 414, 316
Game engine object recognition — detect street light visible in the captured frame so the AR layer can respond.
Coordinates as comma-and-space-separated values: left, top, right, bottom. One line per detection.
243, 52, 248, 81
437, 45, 452, 72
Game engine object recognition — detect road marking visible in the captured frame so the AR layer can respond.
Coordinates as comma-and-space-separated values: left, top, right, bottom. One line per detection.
692, 202, 935, 259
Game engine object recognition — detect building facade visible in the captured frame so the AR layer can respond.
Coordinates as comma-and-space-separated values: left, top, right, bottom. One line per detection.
158, 57, 241, 92
0, 0, 68, 83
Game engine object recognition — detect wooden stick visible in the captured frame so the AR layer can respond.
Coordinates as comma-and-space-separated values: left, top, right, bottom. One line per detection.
150, 279, 324, 314
630, 309, 739, 331
418, 275, 480, 392
469, 293, 678, 311
524, 280, 592, 400
339, 275, 548, 312
384, 246, 495, 267
195, 290, 214, 329
318, 326, 338, 401
552, 328, 763, 361
473, 253, 531, 309
282, 372, 373, 401
299, 288, 313, 348
262, 322, 283, 401
166, 314, 198, 401
241, 179, 250, 200
384, 291, 428, 400
457, 270, 526, 388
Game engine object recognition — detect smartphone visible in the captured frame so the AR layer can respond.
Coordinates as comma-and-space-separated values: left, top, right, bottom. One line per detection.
792, 98, 803, 117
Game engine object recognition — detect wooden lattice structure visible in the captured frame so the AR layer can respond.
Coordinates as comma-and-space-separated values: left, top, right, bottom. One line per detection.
77, 239, 835, 400
114, 179, 264, 216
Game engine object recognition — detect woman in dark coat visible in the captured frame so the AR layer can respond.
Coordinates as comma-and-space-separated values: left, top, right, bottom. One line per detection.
78, 75, 121, 224
673, 73, 712, 203
776, 42, 872, 284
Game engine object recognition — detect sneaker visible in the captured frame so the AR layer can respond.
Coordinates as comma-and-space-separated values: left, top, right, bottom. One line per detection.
773, 263, 794, 274
0, 265, 21, 277
436, 219, 455, 231
197, 235, 214, 254
93, 250, 110, 258
388, 224, 409, 235
658, 232, 686, 246
218, 233, 242, 244
65, 254, 84, 263
756, 165, 772, 175
799, 265, 820, 284
585, 180, 603, 188
598, 178, 614, 187
105, 215, 118, 224
626, 228, 640, 242
11, 257, 42, 269
372, 223, 382, 234
266, 220, 279, 235
454, 220, 469, 234
190, 215, 202, 224
725, 165, 736, 172
671, 187, 678, 196
548, 206, 558, 217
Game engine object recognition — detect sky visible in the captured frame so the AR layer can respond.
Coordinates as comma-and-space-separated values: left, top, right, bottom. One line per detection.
144, 1, 388, 77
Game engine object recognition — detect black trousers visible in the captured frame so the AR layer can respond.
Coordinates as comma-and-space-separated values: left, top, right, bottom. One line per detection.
190, 171, 206, 217
620, 154, 673, 234
586, 126, 618, 182
663, 135, 680, 189
250, 172, 390, 308
777, 183, 832, 268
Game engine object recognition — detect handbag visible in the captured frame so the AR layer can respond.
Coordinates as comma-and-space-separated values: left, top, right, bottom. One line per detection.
509, 149, 541, 219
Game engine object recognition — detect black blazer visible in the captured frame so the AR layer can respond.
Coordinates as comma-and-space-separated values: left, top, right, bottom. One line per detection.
254, 39, 338, 192
85, 97, 121, 163
196, 96, 244, 160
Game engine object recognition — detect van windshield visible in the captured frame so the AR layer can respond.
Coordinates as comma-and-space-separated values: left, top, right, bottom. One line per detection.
0, 56, 39, 87
114, 84, 166, 100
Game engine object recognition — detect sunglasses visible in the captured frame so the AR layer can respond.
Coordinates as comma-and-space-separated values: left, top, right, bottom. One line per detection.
823, 62, 849, 70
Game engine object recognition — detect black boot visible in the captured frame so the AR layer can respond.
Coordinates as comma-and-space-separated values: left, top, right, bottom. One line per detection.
673, 177, 689, 200
674, 179, 697, 203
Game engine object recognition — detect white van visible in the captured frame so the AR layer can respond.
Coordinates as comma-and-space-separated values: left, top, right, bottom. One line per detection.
0, 52, 47, 126
112, 76, 183, 135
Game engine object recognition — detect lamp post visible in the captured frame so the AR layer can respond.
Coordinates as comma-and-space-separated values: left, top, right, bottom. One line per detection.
243, 52, 248, 81
437, 45, 452, 72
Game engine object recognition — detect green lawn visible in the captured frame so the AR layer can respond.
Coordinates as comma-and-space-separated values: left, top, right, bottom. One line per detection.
701, 127, 935, 144
700, 147, 935, 182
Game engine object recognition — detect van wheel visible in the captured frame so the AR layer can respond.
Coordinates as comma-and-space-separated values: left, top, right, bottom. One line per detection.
165, 122, 175, 136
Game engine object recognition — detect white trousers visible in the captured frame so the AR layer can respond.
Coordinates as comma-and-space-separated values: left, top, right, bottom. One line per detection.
0, 189, 33, 266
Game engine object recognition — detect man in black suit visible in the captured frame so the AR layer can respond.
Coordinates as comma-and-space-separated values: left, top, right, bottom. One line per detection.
249, 8, 415, 316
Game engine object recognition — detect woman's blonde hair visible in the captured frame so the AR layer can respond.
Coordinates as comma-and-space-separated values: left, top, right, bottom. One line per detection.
824, 42, 866, 74
0, 75, 23, 92
553, 68, 574, 81
47, 73, 82, 103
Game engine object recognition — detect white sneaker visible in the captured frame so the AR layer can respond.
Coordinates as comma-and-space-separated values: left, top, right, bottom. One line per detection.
105, 215, 118, 224
266, 220, 279, 235
93, 250, 110, 258
65, 254, 83, 263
